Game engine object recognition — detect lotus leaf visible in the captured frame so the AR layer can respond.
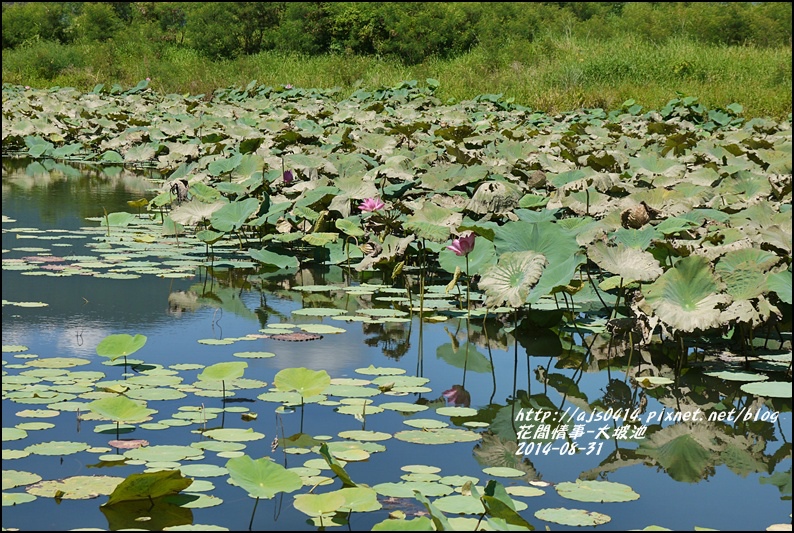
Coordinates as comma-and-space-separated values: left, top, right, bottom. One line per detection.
588, 242, 663, 283
96, 334, 147, 361
104, 470, 192, 506
535, 507, 611, 527
87, 396, 155, 423
645, 256, 730, 333
478, 251, 547, 308
225, 455, 302, 499
274, 367, 331, 398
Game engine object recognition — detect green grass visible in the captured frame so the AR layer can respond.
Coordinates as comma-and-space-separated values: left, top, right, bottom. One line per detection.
3, 34, 791, 118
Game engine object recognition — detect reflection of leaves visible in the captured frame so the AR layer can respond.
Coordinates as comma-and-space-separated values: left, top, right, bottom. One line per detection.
101, 495, 193, 531
760, 469, 792, 500
635, 423, 724, 483
363, 322, 411, 360
104, 470, 193, 506
436, 342, 493, 373
473, 433, 540, 481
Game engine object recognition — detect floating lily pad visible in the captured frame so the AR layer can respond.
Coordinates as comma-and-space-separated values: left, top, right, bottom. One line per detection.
535, 507, 611, 526
203, 428, 265, 442
28, 475, 124, 500
704, 371, 769, 382
2, 492, 37, 506
24, 440, 90, 456
555, 480, 640, 502
373, 481, 454, 498
482, 466, 527, 478
338, 430, 391, 441
740, 381, 792, 398
355, 365, 407, 376
2, 470, 42, 490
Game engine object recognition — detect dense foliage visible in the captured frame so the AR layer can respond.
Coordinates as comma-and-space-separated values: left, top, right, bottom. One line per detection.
3, 2, 791, 61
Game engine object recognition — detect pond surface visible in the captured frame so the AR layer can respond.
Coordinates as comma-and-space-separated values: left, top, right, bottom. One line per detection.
2, 159, 791, 531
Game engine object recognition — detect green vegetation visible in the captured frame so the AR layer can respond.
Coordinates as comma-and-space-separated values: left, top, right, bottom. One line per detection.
2, 2, 791, 118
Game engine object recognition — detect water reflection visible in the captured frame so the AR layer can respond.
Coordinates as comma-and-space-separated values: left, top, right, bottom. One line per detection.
2, 159, 791, 531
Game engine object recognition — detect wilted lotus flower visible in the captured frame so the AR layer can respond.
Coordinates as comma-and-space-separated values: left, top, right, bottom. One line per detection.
442, 385, 471, 407
283, 169, 294, 185
359, 197, 385, 212
447, 233, 476, 256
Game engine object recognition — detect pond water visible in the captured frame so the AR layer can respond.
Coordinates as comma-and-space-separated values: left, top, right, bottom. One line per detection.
2, 159, 791, 531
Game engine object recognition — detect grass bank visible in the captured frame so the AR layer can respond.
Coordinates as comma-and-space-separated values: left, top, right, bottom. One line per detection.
3, 34, 791, 118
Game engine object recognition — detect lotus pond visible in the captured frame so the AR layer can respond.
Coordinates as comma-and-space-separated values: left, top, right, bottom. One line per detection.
1, 81, 792, 531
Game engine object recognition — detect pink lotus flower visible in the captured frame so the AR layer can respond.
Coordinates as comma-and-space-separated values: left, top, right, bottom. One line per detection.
447, 233, 476, 256
442, 385, 471, 407
283, 169, 294, 185
359, 197, 385, 212
285, 84, 293, 89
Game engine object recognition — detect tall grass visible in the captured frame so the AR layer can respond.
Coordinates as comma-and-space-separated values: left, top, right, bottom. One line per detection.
3, 34, 791, 118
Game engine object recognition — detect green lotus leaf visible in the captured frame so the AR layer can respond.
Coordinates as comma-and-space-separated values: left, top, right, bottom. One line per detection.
169, 200, 228, 226
482, 467, 527, 478
555, 480, 639, 502
87, 396, 155, 423
274, 367, 331, 398
493, 221, 583, 303
535, 507, 611, 527
3, 427, 28, 441
433, 494, 485, 515
104, 470, 192, 506
766, 269, 792, 304
482, 479, 534, 529
335, 217, 365, 238
210, 198, 260, 232
704, 371, 769, 382
3, 470, 42, 490
203, 428, 265, 442
718, 263, 768, 301
336, 486, 382, 512
739, 381, 792, 398
414, 490, 453, 532
100, 212, 137, 227
630, 153, 685, 177
123, 444, 203, 462
644, 256, 730, 333
405, 201, 462, 243
478, 251, 547, 308
2, 492, 37, 506
249, 248, 299, 269
588, 242, 662, 283
371, 516, 434, 531
226, 455, 302, 499
302, 232, 339, 246
207, 153, 242, 176
198, 362, 247, 382
96, 334, 147, 361
24, 440, 90, 456
294, 491, 346, 518
373, 481, 453, 498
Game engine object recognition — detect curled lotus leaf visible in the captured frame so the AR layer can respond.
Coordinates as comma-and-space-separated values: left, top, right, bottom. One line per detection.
588, 242, 663, 283
478, 251, 547, 308
467, 181, 523, 215
644, 256, 730, 333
